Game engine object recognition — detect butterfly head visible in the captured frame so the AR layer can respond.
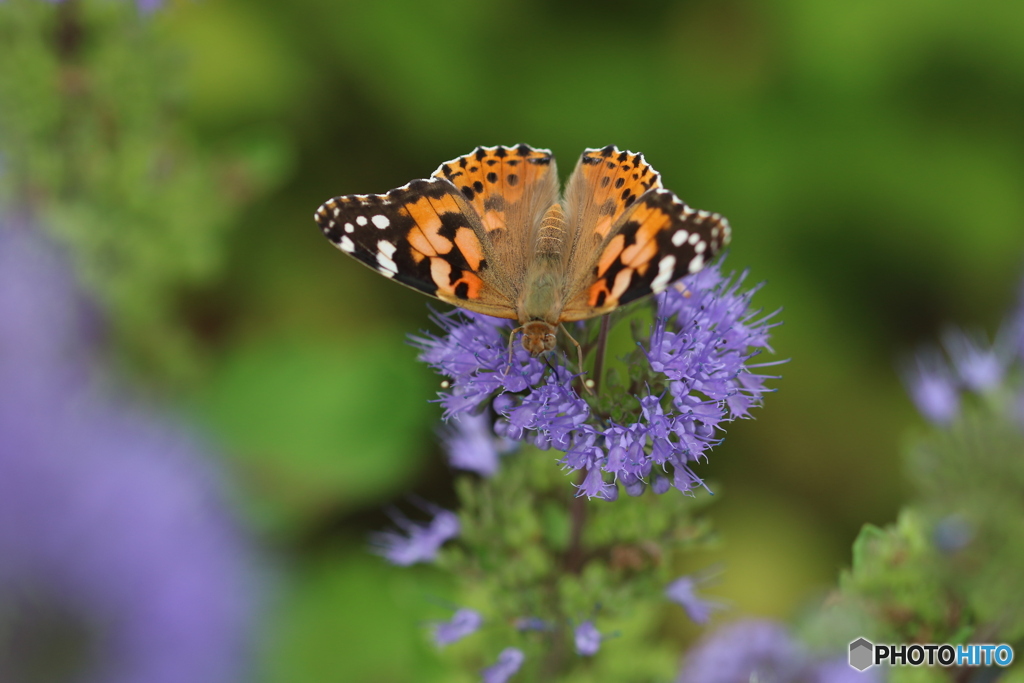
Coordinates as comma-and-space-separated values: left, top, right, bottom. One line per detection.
521, 320, 558, 355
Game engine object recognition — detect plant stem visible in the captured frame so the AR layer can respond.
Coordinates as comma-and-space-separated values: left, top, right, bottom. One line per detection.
564, 470, 589, 575
591, 315, 611, 395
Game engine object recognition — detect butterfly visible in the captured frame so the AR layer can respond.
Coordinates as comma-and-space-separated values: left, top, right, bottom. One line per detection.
314, 144, 730, 356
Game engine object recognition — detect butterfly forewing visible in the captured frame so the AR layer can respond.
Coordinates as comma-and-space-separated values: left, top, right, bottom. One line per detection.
432, 145, 559, 298
563, 146, 664, 248
314, 177, 518, 319
316, 144, 731, 332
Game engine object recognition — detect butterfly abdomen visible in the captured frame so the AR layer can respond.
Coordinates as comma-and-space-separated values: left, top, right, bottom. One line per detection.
516, 203, 569, 327
536, 203, 567, 257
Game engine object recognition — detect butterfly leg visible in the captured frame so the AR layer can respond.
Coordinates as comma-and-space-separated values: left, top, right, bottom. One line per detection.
559, 324, 593, 395
506, 325, 525, 367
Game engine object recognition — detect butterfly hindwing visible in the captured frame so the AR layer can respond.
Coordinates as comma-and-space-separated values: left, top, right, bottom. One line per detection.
561, 187, 731, 321
314, 177, 518, 319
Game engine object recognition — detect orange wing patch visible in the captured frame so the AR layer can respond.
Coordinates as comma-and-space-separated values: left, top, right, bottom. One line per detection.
573, 146, 663, 240
432, 144, 555, 233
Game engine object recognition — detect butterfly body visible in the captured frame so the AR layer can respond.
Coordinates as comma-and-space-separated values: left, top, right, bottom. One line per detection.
315, 145, 731, 355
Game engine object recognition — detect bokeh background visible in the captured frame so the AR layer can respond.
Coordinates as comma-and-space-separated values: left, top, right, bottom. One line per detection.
3, 0, 1024, 681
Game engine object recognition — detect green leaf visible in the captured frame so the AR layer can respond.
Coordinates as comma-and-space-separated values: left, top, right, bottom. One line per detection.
196, 332, 437, 533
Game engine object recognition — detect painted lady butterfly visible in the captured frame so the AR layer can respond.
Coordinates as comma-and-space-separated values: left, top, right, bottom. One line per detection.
314, 145, 731, 355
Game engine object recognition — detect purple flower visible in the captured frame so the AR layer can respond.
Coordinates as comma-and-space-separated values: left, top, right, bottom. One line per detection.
665, 574, 726, 624
676, 620, 806, 683
412, 311, 547, 420
942, 328, 1006, 392
481, 647, 525, 683
0, 223, 254, 683
35, 0, 163, 12
807, 657, 880, 682
370, 505, 460, 566
430, 607, 483, 647
676, 619, 879, 683
0, 220, 93, 383
415, 264, 781, 498
903, 351, 960, 425
442, 412, 515, 477
574, 620, 603, 656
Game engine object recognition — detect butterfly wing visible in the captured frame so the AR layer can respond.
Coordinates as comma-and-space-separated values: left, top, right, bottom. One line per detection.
432, 144, 560, 300
560, 147, 731, 320
315, 177, 518, 319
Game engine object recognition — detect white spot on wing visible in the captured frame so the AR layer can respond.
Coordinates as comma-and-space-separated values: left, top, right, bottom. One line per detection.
375, 240, 398, 275
688, 254, 704, 273
695, 241, 706, 254
377, 256, 398, 274
344, 223, 354, 233
371, 215, 390, 229
356, 216, 368, 226
671, 230, 688, 247
651, 255, 676, 293
339, 236, 355, 253
688, 232, 700, 245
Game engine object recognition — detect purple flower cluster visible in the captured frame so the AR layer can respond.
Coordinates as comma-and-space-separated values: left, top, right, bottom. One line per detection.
37, 0, 163, 14
573, 620, 604, 656
370, 505, 460, 566
430, 607, 483, 647
677, 619, 878, 683
903, 284, 1024, 425
481, 647, 525, 683
413, 264, 781, 498
665, 574, 726, 624
441, 412, 516, 477
0, 223, 254, 683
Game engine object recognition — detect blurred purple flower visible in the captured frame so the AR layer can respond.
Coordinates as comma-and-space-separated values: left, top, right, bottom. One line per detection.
35, 0, 163, 12
942, 329, 1006, 392
481, 647, 525, 683
414, 264, 781, 498
903, 351, 960, 425
677, 619, 878, 683
430, 608, 483, 647
370, 505, 460, 566
441, 412, 514, 477
807, 657, 880, 682
0, 219, 93, 385
574, 620, 603, 656
0, 223, 254, 683
665, 574, 726, 624
678, 619, 804, 683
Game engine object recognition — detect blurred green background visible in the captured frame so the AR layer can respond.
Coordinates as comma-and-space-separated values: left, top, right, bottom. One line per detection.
13, 0, 1024, 680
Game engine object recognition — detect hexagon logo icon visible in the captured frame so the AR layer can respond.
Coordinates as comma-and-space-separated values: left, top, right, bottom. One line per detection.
849, 638, 874, 671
